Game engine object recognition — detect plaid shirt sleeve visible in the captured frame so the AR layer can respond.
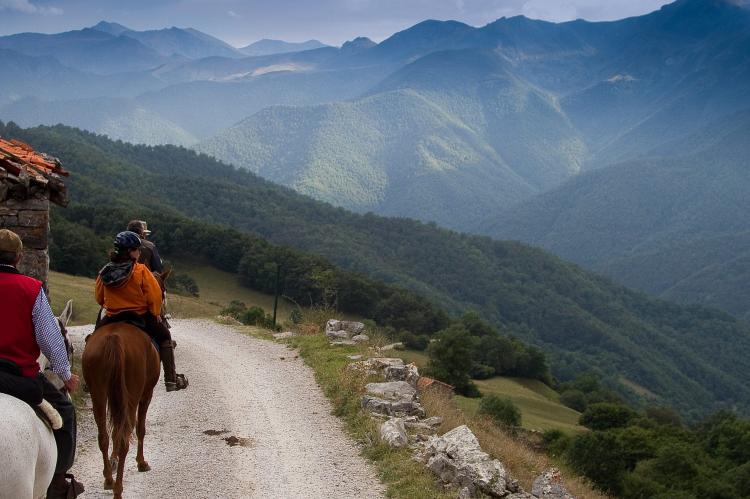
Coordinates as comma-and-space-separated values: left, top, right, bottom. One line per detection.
32, 289, 72, 382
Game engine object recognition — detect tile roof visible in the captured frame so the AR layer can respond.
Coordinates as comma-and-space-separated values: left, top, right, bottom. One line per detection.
0, 138, 68, 205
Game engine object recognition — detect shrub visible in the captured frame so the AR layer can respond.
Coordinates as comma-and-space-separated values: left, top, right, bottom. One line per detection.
560, 389, 587, 412
241, 306, 266, 325
290, 308, 303, 324
542, 429, 571, 457
401, 331, 429, 351
478, 395, 521, 427
580, 403, 637, 431
470, 363, 495, 380
168, 273, 200, 297
221, 300, 246, 317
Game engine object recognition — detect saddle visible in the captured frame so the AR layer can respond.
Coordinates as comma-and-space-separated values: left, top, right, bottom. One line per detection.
0, 359, 62, 429
91, 311, 159, 350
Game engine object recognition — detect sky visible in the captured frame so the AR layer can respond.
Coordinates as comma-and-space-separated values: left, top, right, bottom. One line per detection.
0, 0, 674, 46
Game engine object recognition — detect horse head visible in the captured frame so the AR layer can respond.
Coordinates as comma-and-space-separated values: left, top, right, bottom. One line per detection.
39, 299, 74, 391
152, 265, 171, 294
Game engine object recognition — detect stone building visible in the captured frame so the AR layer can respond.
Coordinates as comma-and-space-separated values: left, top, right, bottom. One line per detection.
0, 138, 68, 289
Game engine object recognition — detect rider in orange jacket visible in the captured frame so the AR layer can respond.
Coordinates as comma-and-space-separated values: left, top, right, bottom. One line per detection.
94, 231, 187, 392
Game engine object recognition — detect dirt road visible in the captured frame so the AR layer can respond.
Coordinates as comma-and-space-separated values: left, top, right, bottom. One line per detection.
67, 319, 385, 498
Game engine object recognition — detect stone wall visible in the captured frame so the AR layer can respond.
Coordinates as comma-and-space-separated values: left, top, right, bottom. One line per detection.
0, 187, 51, 288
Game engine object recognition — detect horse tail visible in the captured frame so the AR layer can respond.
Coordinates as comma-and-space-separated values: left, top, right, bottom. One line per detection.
101, 334, 133, 452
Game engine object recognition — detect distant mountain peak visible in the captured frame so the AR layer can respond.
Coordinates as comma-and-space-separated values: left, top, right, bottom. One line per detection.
341, 37, 376, 51
239, 39, 328, 56
91, 21, 132, 36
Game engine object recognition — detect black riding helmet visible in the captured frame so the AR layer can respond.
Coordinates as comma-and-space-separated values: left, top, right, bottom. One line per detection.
114, 231, 142, 252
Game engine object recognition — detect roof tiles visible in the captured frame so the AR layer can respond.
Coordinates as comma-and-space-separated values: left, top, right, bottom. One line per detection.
0, 138, 69, 205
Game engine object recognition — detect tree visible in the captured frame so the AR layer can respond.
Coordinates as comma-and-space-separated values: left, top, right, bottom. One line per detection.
568, 431, 627, 494
426, 324, 479, 397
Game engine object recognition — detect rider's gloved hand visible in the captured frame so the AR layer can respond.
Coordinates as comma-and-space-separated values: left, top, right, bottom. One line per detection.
64, 373, 80, 393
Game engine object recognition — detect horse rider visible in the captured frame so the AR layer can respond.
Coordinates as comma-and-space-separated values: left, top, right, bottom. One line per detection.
0, 229, 83, 499
127, 219, 163, 273
94, 231, 188, 391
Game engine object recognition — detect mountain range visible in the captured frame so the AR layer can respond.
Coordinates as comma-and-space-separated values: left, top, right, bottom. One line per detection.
1, 1, 749, 320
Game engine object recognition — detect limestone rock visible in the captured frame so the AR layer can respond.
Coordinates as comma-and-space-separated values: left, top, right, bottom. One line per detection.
347, 354, 363, 361
352, 334, 370, 343
362, 395, 425, 418
380, 418, 408, 448
365, 381, 417, 401
422, 416, 443, 428
531, 468, 574, 499
386, 362, 420, 387
330, 340, 357, 346
273, 331, 297, 339
325, 319, 365, 337
423, 425, 511, 497
326, 330, 351, 340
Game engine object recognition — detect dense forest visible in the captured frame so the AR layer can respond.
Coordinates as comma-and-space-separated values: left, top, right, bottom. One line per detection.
4, 121, 750, 419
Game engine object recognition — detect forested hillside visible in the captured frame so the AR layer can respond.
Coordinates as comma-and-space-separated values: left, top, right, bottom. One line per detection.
198, 49, 585, 228
5, 121, 750, 419
481, 111, 750, 320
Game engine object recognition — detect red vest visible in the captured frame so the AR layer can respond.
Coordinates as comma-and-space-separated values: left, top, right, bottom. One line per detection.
0, 270, 43, 377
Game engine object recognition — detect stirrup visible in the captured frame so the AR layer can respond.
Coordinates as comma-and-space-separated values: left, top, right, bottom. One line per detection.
166, 374, 188, 392
65, 474, 85, 498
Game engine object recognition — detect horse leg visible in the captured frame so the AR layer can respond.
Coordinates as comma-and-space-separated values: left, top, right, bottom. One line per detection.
92, 398, 114, 489
136, 389, 154, 472
113, 436, 130, 499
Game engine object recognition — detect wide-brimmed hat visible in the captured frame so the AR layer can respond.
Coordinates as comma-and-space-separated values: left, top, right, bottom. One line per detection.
127, 219, 151, 236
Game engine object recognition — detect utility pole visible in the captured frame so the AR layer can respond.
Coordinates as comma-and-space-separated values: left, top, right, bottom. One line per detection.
272, 263, 281, 328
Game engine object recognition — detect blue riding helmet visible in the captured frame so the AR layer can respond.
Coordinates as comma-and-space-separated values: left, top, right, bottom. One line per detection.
114, 231, 142, 251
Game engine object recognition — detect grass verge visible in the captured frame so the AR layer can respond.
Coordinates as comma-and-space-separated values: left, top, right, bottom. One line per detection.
269, 315, 605, 499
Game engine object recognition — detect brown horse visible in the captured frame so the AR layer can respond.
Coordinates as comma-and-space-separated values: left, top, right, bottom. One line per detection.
82, 268, 170, 498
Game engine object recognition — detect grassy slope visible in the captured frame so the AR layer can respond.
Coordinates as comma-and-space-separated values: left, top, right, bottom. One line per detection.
455, 378, 584, 434
48, 268, 284, 326
397, 349, 583, 434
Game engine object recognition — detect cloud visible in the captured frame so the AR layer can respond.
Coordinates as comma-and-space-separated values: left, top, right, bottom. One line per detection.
227, 9, 241, 19
521, 0, 578, 21
0, 0, 62, 15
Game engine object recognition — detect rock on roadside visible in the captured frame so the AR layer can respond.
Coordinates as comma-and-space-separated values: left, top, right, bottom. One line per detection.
531, 468, 574, 499
380, 418, 408, 448
422, 425, 518, 498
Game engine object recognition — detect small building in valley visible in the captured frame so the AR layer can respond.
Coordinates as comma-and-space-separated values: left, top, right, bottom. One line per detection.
0, 138, 68, 289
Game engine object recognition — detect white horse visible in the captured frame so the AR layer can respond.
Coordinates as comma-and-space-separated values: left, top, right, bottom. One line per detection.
0, 300, 73, 499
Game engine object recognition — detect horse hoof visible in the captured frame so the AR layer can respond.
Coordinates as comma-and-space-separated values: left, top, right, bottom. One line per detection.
138, 461, 151, 472
103, 479, 114, 490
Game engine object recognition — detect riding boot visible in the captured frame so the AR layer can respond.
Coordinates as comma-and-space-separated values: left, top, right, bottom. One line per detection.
46, 473, 83, 499
159, 340, 188, 392
46, 473, 68, 499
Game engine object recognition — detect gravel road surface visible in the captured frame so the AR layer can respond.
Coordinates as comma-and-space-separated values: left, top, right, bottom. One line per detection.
67, 319, 385, 499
